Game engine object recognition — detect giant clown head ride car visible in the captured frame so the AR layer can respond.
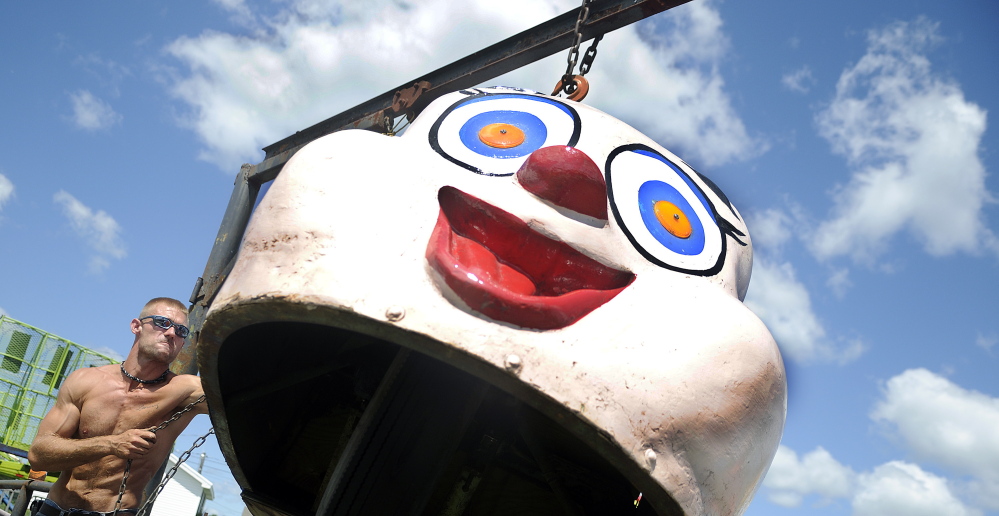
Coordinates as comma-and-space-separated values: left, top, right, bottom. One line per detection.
199, 86, 786, 516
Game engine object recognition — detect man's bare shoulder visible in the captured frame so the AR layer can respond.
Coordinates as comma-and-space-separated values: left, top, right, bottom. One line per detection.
63, 364, 117, 390
68, 364, 118, 378
167, 373, 207, 413
168, 373, 202, 389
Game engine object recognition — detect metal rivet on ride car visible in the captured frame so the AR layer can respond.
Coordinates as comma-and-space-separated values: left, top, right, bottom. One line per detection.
385, 306, 406, 322
644, 448, 657, 471
505, 354, 522, 372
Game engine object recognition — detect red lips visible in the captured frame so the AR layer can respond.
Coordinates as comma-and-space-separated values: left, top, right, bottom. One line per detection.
426, 186, 635, 330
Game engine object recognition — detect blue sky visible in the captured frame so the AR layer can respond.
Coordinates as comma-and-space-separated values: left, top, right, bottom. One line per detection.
1, 0, 997, 515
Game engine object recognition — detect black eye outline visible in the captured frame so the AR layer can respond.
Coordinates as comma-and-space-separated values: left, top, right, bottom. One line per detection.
428, 92, 581, 176
606, 144, 744, 276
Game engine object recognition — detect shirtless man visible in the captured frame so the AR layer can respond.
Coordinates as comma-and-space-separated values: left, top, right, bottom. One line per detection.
28, 297, 208, 515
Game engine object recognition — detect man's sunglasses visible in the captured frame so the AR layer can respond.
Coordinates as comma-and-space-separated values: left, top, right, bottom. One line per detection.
140, 315, 190, 338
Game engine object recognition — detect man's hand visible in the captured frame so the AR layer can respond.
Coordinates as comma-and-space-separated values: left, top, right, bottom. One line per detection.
109, 429, 157, 459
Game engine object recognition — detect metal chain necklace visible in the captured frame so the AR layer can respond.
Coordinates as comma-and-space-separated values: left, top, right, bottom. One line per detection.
120, 364, 169, 385
112, 395, 208, 516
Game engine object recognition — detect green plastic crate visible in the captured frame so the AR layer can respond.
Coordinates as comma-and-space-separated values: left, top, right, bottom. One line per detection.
0, 316, 118, 454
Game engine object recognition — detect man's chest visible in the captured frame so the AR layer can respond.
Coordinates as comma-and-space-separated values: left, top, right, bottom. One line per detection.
77, 386, 181, 437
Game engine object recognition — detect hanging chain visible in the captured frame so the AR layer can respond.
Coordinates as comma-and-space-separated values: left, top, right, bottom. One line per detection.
113, 395, 207, 516
555, 0, 603, 99
150, 394, 206, 433
577, 33, 603, 76
113, 460, 132, 516
135, 428, 215, 516
559, 0, 592, 95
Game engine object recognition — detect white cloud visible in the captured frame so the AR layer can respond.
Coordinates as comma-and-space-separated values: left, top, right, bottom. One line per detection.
975, 332, 996, 355
745, 258, 865, 364
70, 90, 123, 130
853, 461, 976, 516
744, 209, 856, 364
763, 445, 855, 507
746, 208, 795, 252
53, 190, 127, 273
211, 0, 248, 14
209, 0, 257, 28
825, 267, 852, 298
761, 370, 999, 513
811, 18, 997, 263
781, 65, 815, 93
166, 0, 761, 170
584, 0, 765, 167
0, 173, 13, 210
762, 447, 977, 515
871, 369, 999, 486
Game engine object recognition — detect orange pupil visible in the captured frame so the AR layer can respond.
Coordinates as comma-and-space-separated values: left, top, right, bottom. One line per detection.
478, 123, 525, 148
653, 201, 692, 239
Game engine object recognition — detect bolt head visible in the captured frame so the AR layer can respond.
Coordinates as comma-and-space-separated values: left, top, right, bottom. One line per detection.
385, 306, 406, 322
644, 448, 657, 471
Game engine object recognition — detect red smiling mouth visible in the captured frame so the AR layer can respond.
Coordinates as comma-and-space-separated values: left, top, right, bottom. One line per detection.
426, 187, 635, 330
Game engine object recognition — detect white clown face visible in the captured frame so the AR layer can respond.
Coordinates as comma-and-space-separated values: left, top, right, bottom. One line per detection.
200, 87, 785, 516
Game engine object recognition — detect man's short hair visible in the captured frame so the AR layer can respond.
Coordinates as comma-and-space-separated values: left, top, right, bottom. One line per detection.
139, 297, 189, 319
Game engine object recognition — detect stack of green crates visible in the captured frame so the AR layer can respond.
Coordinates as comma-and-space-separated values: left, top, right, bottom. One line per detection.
0, 315, 118, 457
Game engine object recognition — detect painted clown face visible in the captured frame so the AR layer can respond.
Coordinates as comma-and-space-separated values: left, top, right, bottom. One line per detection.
199, 87, 785, 516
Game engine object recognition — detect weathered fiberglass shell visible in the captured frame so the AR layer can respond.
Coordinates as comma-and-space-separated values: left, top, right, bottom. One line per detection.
198, 87, 786, 516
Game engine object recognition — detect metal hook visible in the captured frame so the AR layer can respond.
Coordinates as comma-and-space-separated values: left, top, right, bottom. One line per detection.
551, 75, 590, 101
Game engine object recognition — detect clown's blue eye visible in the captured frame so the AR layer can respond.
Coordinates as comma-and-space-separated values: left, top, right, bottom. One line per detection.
457, 111, 546, 158
607, 145, 726, 275
430, 93, 580, 176
637, 180, 707, 254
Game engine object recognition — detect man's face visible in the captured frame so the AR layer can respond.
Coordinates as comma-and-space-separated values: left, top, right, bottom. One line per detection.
133, 304, 188, 363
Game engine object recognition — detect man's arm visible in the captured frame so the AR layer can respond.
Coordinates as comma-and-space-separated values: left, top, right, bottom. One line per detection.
176, 374, 209, 415
28, 369, 157, 472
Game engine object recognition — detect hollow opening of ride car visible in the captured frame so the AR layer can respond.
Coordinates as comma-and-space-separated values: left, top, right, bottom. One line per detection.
217, 322, 680, 516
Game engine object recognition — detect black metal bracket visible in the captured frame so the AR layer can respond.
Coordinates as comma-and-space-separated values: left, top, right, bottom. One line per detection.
252, 0, 691, 184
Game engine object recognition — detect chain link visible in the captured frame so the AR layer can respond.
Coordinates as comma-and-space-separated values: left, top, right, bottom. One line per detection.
135, 428, 215, 516
114, 461, 132, 516
112, 395, 207, 516
149, 395, 206, 433
578, 33, 603, 75
558, 0, 603, 96
568, 2, 588, 71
